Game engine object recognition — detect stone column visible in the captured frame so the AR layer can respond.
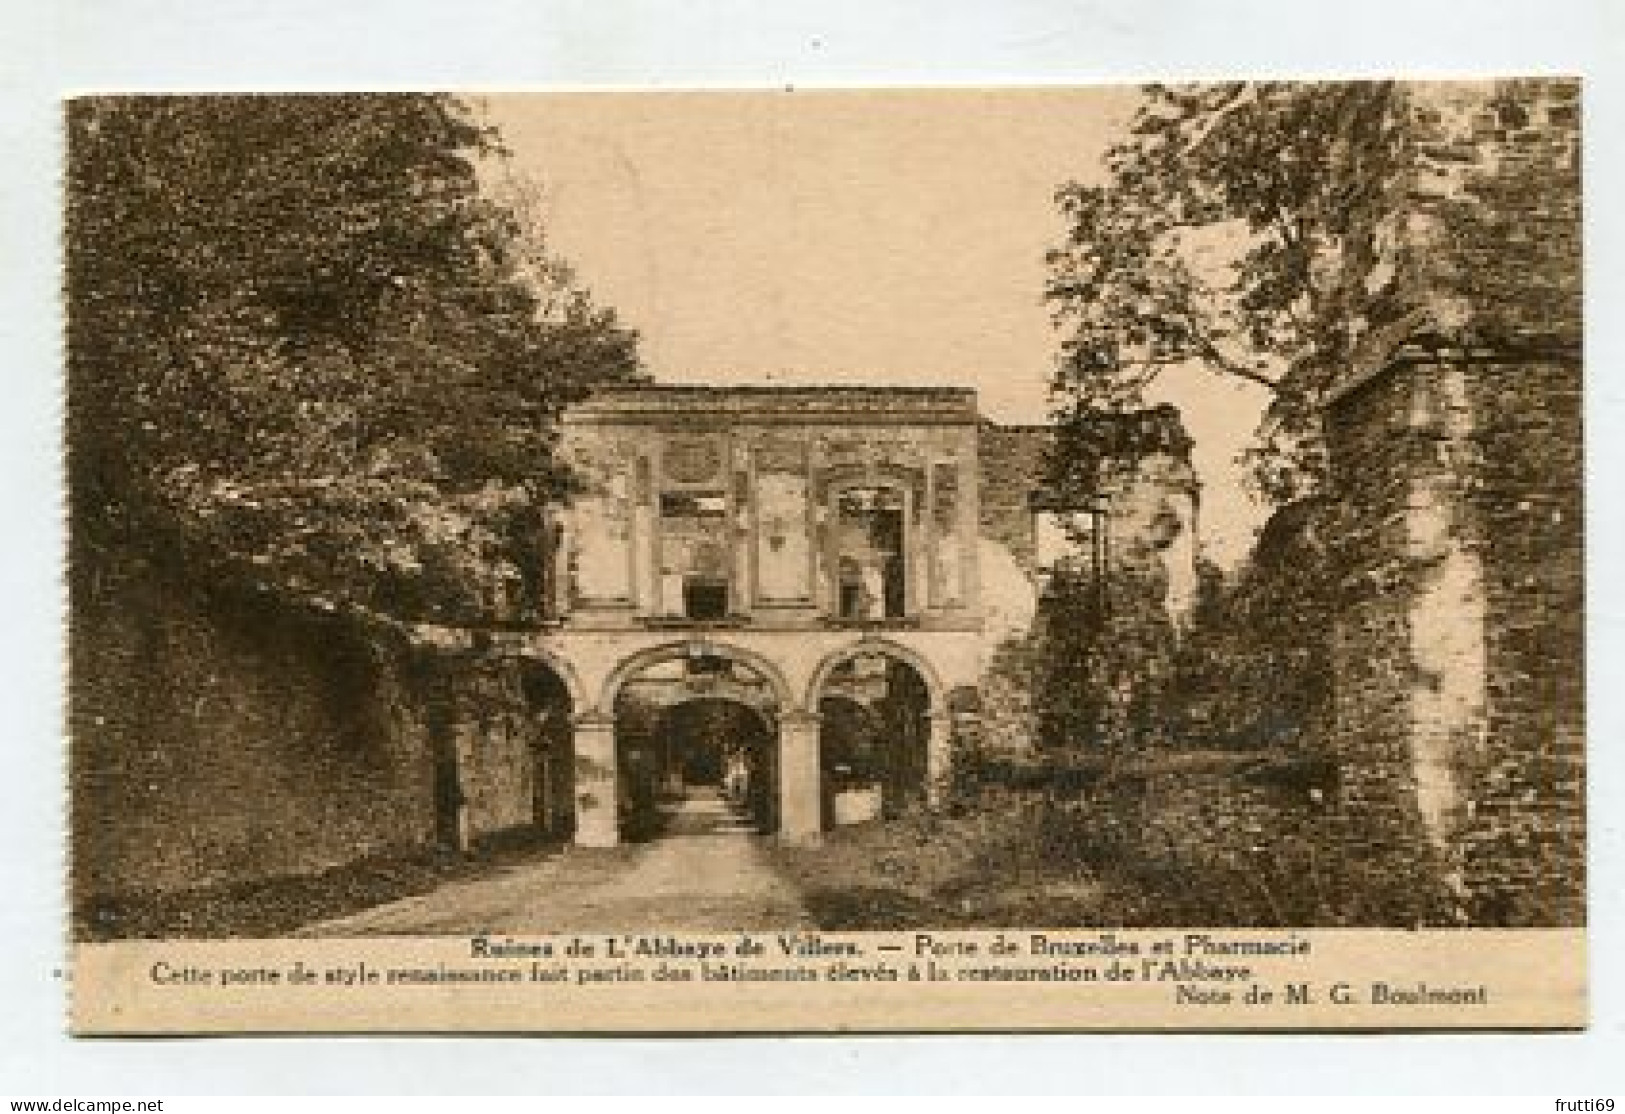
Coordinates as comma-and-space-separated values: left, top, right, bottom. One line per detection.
778, 711, 823, 843
925, 711, 954, 810
453, 724, 477, 852
572, 713, 619, 848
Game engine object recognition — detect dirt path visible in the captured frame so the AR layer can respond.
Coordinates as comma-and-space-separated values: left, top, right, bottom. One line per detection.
301, 788, 811, 936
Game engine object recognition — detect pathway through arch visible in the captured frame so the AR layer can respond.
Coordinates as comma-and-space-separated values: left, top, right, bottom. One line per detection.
301, 786, 811, 936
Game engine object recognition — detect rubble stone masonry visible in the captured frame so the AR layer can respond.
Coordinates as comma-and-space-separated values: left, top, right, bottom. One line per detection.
1325, 77, 1582, 925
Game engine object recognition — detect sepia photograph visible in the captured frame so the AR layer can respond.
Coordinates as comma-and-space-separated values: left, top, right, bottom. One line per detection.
63, 80, 1584, 1032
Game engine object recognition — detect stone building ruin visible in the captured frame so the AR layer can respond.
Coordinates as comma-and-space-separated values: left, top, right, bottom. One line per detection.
489, 384, 1201, 848
1322, 78, 1583, 924
71, 382, 1204, 916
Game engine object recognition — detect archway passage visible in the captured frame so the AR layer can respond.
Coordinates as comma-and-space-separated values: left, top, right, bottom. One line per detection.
661, 698, 777, 833
611, 652, 781, 842
518, 661, 576, 841
817, 653, 932, 827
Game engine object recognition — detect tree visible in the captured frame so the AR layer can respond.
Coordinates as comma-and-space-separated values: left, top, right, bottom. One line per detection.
66, 94, 640, 622
1045, 82, 1412, 503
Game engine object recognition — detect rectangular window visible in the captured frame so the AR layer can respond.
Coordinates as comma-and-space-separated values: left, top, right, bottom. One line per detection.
684, 578, 730, 620
833, 486, 908, 620
660, 491, 727, 518
659, 490, 731, 620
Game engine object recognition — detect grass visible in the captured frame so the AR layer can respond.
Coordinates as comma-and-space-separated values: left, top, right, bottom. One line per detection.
771, 788, 1110, 929
772, 750, 1458, 929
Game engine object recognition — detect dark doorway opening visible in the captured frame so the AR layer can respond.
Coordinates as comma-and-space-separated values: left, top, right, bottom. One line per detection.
519, 663, 575, 841
817, 652, 931, 826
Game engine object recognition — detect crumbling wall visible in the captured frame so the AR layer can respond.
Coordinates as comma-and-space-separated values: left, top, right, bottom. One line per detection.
977, 423, 1049, 569
1459, 358, 1584, 923
975, 421, 1201, 755
1326, 353, 1582, 925
977, 421, 1200, 625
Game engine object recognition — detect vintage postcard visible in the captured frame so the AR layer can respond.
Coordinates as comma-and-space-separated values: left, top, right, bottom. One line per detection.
65, 82, 1584, 1033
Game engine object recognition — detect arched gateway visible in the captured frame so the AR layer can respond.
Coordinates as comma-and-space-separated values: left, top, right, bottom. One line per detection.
603, 640, 786, 841
425, 381, 1206, 851
547, 636, 971, 847
519, 384, 998, 847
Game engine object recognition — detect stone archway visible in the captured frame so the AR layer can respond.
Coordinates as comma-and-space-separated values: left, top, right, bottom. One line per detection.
807, 638, 954, 816
515, 645, 588, 713
804, 636, 947, 717
574, 639, 793, 847
599, 638, 793, 714
516, 660, 576, 841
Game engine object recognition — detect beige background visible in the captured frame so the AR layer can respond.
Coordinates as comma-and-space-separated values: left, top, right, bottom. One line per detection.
483, 89, 1274, 567
16, 0, 1621, 1092
73, 930, 1586, 1034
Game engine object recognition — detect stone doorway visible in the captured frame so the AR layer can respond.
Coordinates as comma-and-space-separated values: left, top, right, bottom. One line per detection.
611, 652, 781, 842
816, 651, 934, 827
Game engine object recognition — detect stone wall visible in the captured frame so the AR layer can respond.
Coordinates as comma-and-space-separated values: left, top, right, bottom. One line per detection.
69, 547, 572, 915
1325, 361, 1473, 896
1322, 78, 1583, 926
70, 554, 438, 906
1396, 79, 1582, 348
1460, 357, 1584, 923
977, 423, 1049, 569
977, 421, 1200, 623
1326, 353, 1583, 924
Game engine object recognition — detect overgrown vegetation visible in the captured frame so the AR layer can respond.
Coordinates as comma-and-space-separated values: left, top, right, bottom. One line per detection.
776, 756, 1457, 930
944, 490, 1361, 923
75, 827, 566, 941
1046, 81, 1415, 503
1170, 498, 1338, 750
67, 94, 641, 625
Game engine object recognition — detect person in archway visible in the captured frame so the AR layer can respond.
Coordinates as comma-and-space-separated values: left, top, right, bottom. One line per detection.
723, 743, 751, 809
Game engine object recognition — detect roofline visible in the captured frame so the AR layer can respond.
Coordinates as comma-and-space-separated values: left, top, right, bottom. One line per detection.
574, 383, 977, 398
564, 382, 981, 426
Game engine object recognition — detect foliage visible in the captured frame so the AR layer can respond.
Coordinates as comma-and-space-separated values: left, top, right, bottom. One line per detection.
1044, 402, 1192, 509
972, 635, 1043, 759
1014, 498, 1337, 759
1046, 82, 1413, 502
1169, 498, 1338, 749
776, 766, 1457, 929
66, 94, 640, 621
1023, 560, 1180, 754
1053, 786, 1459, 928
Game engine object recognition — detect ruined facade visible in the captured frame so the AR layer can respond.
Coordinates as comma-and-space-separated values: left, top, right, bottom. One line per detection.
71, 382, 1204, 912
468, 384, 1202, 848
